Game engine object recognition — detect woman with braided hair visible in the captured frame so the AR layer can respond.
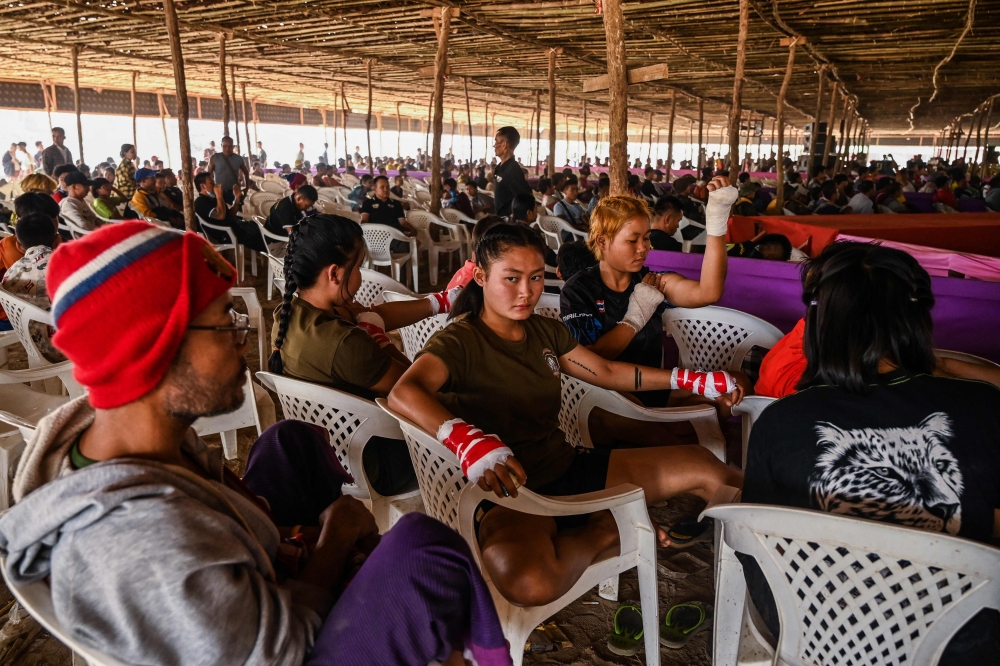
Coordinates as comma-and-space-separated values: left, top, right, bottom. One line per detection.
270, 213, 463, 497
388, 223, 744, 610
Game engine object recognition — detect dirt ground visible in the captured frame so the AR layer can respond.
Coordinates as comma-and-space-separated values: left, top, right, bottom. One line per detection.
1, 252, 733, 665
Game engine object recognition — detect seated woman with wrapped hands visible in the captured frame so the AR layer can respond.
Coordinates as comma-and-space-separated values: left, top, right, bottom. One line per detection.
388, 223, 744, 608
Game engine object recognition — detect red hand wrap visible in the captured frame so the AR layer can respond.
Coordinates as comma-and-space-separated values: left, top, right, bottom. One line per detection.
356, 321, 391, 348
671, 368, 735, 399
438, 419, 513, 483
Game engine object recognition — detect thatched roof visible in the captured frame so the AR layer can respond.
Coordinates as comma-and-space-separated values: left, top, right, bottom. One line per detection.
0, 0, 995, 139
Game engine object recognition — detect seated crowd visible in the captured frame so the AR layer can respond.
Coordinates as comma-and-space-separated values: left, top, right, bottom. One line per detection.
0, 124, 996, 666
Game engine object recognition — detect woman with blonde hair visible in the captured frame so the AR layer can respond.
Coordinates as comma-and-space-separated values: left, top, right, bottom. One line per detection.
560, 176, 743, 410
18, 173, 58, 194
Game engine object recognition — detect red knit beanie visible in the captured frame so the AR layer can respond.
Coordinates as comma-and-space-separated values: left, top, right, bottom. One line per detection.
47, 222, 237, 409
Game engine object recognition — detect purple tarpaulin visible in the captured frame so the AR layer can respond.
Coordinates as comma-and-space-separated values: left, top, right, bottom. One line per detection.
645, 250, 1000, 363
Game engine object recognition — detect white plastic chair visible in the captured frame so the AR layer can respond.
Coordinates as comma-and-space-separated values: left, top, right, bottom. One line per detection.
405, 209, 465, 286
534, 292, 562, 320
440, 207, 477, 257
339, 173, 361, 188
315, 186, 341, 203
0, 290, 53, 368
730, 395, 777, 470
250, 192, 282, 219
62, 217, 95, 239
267, 253, 286, 296
703, 503, 1000, 666
361, 224, 418, 290
934, 349, 1000, 368
538, 214, 586, 248
191, 370, 261, 461
381, 291, 451, 360
2, 557, 129, 666
256, 372, 423, 533
357, 268, 414, 307
197, 215, 245, 283
662, 306, 783, 373
259, 179, 287, 194
377, 399, 660, 666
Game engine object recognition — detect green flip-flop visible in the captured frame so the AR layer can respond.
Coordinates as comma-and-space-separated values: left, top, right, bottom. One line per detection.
659, 601, 713, 648
607, 601, 644, 656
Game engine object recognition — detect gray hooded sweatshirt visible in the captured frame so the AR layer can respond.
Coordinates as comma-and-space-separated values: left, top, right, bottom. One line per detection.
0, 397, 331, 665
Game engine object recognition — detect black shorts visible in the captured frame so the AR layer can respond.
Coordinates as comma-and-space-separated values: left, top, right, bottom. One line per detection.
474, 447, 612, 539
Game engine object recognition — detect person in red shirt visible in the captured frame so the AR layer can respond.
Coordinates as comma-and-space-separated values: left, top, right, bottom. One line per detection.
931, 174, 958, 210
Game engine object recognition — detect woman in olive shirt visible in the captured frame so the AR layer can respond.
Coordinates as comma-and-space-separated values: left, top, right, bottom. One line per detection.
270, 214, 461, 496
389, 224, 744, 608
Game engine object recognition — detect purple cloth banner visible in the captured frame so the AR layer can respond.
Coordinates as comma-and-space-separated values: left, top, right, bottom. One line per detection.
645, 250, 1000, 363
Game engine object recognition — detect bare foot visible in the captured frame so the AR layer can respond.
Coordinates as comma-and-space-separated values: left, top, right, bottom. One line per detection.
650, 515, 672, 548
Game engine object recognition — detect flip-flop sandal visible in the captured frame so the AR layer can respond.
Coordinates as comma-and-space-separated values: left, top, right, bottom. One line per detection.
660, 601, 713, 648
666, 516, 712, 548
607, 601, 644, 656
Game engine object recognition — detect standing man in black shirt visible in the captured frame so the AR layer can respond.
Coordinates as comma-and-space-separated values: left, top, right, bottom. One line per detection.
492, 126, 534, 218
360, 175, 417, 253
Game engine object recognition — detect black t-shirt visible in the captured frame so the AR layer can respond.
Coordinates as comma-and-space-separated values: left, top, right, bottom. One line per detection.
360, 197, 406, 231
493, 157, 532, 217
649, 229, 682, 252
265, 195, 302, 236
742, 372, 1000, 660
560, 264, 670, 370
640, 180, 659, 199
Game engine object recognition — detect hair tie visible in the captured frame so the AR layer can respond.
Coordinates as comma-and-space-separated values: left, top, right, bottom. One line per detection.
809, 300, 818, 306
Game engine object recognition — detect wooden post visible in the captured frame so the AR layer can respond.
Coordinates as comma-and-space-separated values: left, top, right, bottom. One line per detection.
565, 114, 571, 165
775, 37, 798, 213
483, 101, 490, 163
837, 101, 855, 172
666, 89, 676, 180
218, 34, 230, 137
365, 59, 374, 175
696, 99, 704, 170
230, 65, 240, 152
130, 71, 138, 155
463, 77, 473, 163
727, 0, 749, 169
341, 83, 351, 164
582, 100, 588, 162
981, 99, 994, 172
71, 45, 84, 164
429, 6, 450, 215
241, 84, 251, 165
600, 0, 629, 194
425, 89, 433, 160
162, 0, 195, 230
157, 93, 172, 168
646, 111, 654, 164
547, 48, 557, 177
532, 91, 540, 175
251, 97, 259, 151
809, 66, 826, 169
450, 109, 455, 156
40, 81, 53, 133
820, 82, 838, 171
963, 106, 979, 162
396, 102, 402, 159
527, 108, 536, 167
972, 104, 985, 168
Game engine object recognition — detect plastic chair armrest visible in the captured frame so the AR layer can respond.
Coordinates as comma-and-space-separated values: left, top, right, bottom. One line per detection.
463, 482, 646, 517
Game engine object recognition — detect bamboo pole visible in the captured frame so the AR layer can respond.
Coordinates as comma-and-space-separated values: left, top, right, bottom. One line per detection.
527, 107, 536, 167
972, 104, 985, 169
130, 71, 137, 155
809, 66, 826, 169
601, 0, 629, 194
251, 97, 259, 152
396, 102, 402, 159
425, 89, 433, 160
483, 102, 490, 163
534, 90, 542, 175
548, 48, 557, 177
71, 45, 84, 164
463, 77, 473, 163
837, 100, 854, 172
341, 83, 351, 165
449, 109, 455, 156
697, 99, 704, 170
218, 34, 230, 137
429, 6, 450, 215
162, 0, 195, 230
365, 59, 374, 175
583, 100, 588, 162
820, 82, 839, 171
230, 65, 240, 152
775, 37, 798, 212
241, 83, 251, 164
962, 106, 979, 162
727, 0, 749, 169
981, 99, 994, 173
565, 113, 570, 165
666, 90, 676, 180
157, 93, 172, 168
40, 81, 53, 133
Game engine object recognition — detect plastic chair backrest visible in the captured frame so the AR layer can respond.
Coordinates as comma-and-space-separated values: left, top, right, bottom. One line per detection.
256, 371, 402, 489
356, 268, 414, 307
196, 215, 237, 248
260, 180, 286, 194
0, 290, 52, 367
730, 395, 777, 468
362, 224, 412, 262
534, 292, 562, 320
441, 208, 476, 226
662, 305, 783, 372
1, 558, 130, 666
934, 349, 1000, 368
255, 193, 282, 215
705, 503, 1000, 666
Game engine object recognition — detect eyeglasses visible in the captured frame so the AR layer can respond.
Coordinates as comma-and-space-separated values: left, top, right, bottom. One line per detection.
188, 309, 251, 346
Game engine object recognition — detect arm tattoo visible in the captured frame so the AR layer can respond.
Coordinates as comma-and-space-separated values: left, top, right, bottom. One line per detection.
568, 357, 597, 376
635, 367, 642, 390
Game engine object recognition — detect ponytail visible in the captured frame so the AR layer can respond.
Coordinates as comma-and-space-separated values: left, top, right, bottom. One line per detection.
447, 223, 547, 321
267, 214, 364, 374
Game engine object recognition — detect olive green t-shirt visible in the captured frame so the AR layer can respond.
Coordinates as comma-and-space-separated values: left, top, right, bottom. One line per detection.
272, 297, 392, 400
418, 313, 578, 489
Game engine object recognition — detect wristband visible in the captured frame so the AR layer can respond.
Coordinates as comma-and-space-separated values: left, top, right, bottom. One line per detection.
437, 418, 513, 484
670, 367, 736, 400
355, 312, 392, 348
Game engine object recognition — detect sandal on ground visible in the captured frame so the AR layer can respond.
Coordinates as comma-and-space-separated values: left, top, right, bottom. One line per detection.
660, 601, 713, 648
666, 516, 712, 548
607, 601, 644, 656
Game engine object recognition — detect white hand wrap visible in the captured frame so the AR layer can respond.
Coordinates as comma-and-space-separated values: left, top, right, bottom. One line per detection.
704, 185, 739, 237
355, 312, 392, 348
427, 286, 464, 315
670, 368, 737, 399
437, 418, 513, 484
619, 282, 665, 333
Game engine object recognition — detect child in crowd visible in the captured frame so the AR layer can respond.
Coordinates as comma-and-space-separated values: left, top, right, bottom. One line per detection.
0, 213, 65, 362
446, 214, 505, 290
90, 178, 126, 220
555, 240, 597, 282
